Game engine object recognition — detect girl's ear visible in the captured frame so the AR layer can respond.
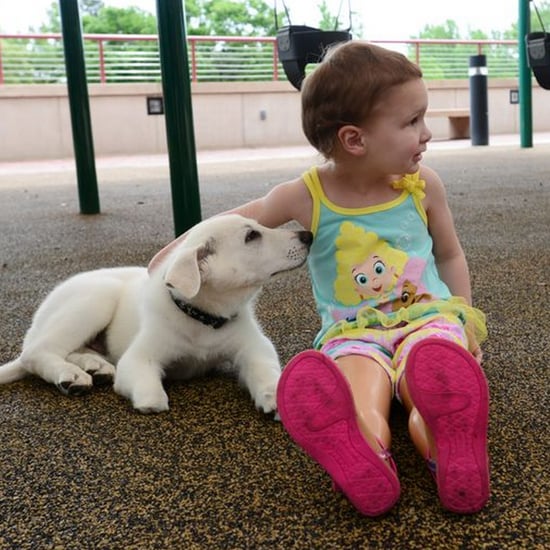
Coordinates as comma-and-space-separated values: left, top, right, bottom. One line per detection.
337, 125, 367, 155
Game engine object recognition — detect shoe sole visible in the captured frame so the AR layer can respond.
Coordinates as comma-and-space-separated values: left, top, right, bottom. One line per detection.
406, 338, 490, 513
277, 350, 400, 517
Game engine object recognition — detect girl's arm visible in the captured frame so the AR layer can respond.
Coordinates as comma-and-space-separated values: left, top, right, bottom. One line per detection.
421, 166, 483, 362
420, 165, 472, 305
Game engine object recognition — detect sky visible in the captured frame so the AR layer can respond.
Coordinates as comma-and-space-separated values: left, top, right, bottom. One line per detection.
0, 0, 521, 39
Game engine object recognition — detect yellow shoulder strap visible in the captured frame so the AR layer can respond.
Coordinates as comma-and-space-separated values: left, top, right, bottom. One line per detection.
302, 167, 321, 235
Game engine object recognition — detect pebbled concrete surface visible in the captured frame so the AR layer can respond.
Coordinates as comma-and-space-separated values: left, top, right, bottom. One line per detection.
0, 143, 548, 549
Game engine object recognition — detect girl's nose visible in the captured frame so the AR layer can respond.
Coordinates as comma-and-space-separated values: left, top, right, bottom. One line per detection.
422, 121, 433, 144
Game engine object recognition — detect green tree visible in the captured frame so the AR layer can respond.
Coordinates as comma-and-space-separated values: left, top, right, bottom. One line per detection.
81, 6, 157, 34
318, 0, 344, 31
528, 0, 550, 32
36, 0, 278, 36
182, 0, 280, 81
417, 19, 461, 40
410, 16, 521, 79
503, 0, 550, 38
80, 0, 104, 17
39, 2, 61, 32
81, 6, 159, 83
187, 0, 277, 36
409, 20, 470, 79
38, 1, 156, 33
4, 0, 345, 83
35, 1, 159, 83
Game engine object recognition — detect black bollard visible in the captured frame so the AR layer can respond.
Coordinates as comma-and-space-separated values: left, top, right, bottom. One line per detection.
469, 55, 489, 146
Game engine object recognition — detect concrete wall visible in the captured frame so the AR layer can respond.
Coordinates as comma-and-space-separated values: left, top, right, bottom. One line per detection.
0, 79, 548, 162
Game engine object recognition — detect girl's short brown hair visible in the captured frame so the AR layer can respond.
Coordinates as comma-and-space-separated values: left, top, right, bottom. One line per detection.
301, 41, 423, 157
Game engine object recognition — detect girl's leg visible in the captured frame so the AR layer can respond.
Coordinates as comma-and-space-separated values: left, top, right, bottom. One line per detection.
276, 350, 400, 517
336, 354, 393, 453
394, 321, 470, 460
398, 373, 434, 459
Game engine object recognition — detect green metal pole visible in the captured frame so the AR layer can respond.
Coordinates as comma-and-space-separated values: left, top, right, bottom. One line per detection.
155, 0, 202, 237
59, 0, 100, 213
519, 0, 533, 148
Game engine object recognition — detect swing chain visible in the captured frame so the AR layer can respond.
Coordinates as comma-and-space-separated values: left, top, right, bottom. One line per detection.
532, 0, 547, 33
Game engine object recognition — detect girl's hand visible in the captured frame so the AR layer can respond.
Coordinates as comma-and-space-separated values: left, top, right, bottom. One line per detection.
471, 345, 483, 365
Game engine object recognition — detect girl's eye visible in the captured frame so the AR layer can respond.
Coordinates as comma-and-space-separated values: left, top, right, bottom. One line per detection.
410, 111, 427, 126
373, 260, 386, 275
354, 273, 369, 286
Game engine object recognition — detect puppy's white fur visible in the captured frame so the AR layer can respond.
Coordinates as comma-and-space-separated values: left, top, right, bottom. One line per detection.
0, 215, 312, 414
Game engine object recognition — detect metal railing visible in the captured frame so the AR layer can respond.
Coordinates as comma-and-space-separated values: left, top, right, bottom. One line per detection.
0, 33, 519, 85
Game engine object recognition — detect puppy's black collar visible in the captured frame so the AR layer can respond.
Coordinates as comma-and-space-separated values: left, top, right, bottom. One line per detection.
170, 294, 235, 329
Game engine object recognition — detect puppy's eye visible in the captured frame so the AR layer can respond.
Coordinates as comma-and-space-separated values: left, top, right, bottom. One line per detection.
245, 229, 261, 243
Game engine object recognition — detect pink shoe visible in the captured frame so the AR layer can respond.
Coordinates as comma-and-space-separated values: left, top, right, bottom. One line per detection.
276, 350, 400, 517
406, 338, 490, 513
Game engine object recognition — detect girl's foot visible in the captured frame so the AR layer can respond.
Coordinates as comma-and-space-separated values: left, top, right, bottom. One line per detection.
406, 338, 490, 513
276, 350, 400, 517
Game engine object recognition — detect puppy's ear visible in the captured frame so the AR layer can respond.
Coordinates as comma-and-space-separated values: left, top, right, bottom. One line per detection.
164, 245, 204, 299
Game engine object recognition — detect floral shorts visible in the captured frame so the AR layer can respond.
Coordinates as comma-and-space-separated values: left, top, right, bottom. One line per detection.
320, 315, 468, 401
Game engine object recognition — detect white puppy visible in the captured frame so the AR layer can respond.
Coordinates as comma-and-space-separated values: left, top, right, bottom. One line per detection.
0, 215, 312, 414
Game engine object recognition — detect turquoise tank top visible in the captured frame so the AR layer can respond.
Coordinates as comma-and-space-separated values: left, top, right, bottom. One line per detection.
303, 167, 458, 348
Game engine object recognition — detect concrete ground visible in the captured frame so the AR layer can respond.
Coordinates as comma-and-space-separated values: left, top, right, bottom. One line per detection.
0, 135, 548, 549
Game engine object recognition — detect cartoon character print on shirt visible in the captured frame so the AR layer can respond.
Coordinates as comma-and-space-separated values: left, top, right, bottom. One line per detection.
332, 221, 432, 322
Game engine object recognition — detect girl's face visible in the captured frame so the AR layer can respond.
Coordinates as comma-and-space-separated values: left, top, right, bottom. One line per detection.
361, 78, 432, 175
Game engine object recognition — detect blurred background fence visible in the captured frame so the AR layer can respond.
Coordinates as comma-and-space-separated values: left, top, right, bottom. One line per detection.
0, 33, 519, 85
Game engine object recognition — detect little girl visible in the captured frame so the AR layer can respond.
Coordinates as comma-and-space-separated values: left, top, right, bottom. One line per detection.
150, 40, 490, 516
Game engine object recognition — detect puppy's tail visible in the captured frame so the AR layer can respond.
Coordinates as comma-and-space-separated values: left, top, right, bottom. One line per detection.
0, 358, 27, 384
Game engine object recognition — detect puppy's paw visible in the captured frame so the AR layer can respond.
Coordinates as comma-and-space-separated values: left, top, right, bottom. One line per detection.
132, 388, 170, 414
242, 363, 281, 415
253, 382, 278, 414
56, 370, 93, 396
67, 352, 115, 386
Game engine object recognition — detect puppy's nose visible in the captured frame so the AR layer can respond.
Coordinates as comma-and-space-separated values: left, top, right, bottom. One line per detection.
298, 231, 313, 247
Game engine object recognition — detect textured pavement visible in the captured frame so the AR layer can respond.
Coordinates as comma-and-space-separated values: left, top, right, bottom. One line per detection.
0, 141, 548, 549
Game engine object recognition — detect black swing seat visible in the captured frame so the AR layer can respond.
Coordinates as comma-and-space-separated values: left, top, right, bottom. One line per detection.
276, 25, 351, 90
526, 32, 550, 89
